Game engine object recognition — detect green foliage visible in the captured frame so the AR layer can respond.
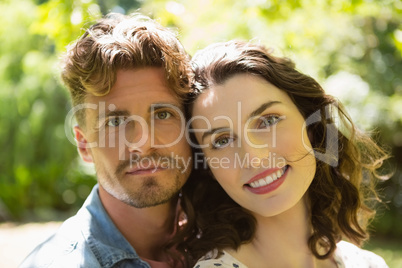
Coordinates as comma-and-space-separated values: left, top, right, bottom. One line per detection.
32, 0, 102, 52
0, 0, 401, 243
0, 0, 100, 220
364, 236, 402, 267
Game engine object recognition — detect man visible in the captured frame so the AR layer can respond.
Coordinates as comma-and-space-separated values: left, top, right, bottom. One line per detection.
21, 13, 193, 268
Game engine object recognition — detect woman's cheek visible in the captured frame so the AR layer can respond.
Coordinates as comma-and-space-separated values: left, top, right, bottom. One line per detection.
275, 125, 309, 159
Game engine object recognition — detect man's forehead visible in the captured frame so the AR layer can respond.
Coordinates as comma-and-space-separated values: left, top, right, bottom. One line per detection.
84, 88, 180, 104
86, 67, 177, 99
83, 89, 182, 113
83, 99, 183, 113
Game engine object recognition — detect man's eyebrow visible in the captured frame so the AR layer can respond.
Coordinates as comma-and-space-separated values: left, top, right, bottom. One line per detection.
201, 127, 231, 143
149, 102, 183, 112
96, 102, 181, 121
98, 110, 130, 120
248, 101, 282, 119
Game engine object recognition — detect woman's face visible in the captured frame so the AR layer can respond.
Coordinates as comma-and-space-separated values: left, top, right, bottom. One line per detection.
191, 73, 316, 217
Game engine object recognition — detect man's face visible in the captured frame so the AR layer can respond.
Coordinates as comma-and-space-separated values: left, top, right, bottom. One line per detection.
75, 68, 192, 208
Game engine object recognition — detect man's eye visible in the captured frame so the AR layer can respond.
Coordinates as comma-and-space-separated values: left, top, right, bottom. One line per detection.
155, 111, 172, 120
212, 136, 233, 149
258, 115, 281, 129
107, 117, 125, 127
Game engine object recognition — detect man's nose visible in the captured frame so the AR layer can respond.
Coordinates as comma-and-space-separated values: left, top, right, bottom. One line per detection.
125, 121, 153, 155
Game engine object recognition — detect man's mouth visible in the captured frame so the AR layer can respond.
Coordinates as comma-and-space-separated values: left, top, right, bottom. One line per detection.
126, 166, 167, 175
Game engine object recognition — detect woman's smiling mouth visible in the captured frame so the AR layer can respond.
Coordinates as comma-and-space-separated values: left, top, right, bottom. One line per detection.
244, 165, 289, 194
248, 165, 289, 188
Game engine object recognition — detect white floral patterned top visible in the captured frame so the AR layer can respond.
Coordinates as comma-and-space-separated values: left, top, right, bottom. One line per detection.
193, 241, 388, 268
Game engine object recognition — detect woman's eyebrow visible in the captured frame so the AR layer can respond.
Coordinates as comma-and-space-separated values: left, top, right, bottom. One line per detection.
201, 127, 231, 143
200, 101, 281, 143
248, 101, 282, 119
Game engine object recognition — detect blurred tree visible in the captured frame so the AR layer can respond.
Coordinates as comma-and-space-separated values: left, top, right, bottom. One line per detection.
97, 0, 141, 14
0, 0, 101, 220
0, 0, 401, 239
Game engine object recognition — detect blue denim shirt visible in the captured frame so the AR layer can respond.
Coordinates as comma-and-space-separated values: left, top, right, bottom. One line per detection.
20, 184, 151, 268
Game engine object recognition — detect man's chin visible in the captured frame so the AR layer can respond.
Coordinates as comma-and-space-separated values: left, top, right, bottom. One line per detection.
122, 195, 173, 209
120, 186, 179, 209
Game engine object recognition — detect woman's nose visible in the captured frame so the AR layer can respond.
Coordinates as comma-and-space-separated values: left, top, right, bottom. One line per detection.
239, 138, 270, 169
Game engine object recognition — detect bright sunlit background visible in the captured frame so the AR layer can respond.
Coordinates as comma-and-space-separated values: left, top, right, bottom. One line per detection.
0, 0, 401, 267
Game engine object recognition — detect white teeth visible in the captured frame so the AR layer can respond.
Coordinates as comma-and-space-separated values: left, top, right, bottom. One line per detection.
266, 176, 273, 184
248, 166, 288, 188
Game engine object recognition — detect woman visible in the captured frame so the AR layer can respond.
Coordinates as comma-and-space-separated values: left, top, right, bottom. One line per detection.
177, 41, 390, 267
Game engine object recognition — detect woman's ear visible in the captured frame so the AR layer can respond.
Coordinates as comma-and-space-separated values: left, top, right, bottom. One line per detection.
74, 126, 94, 163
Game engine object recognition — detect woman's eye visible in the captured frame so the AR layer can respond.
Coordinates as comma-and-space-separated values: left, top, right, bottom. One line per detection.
258, 115, 281, 129
155, 111, 172, 120
212, 136, 233, 149
107, 117, 125, 127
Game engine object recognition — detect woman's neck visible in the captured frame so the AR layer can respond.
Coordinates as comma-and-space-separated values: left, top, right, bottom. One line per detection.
227, 197, 337, 268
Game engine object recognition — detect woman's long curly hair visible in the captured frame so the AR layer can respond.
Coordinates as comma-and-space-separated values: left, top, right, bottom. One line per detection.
171, 40, 390, 266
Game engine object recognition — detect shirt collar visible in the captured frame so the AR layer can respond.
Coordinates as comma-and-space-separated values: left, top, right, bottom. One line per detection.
78, 184, 147, 268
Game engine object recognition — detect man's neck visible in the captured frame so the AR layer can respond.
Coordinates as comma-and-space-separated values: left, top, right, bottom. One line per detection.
98, 185, 178, 261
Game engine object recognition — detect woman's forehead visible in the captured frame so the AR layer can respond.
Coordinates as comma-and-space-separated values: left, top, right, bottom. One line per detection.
193, 74, 291, 116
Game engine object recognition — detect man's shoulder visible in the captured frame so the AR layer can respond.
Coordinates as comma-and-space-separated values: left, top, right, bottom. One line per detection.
20, 185, 147, 268
19, 215, 99, 268
20, 185, 103, 268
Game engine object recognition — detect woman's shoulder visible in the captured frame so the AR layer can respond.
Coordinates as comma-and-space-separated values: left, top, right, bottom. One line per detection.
335, 241, 388, 268
193, 250, 247, 268
193, 242, 388, 268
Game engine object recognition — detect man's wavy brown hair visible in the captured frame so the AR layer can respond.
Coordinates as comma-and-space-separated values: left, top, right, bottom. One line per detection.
61, 13, 192, 127
174, 40, 390, 266
61, 13, 193, 267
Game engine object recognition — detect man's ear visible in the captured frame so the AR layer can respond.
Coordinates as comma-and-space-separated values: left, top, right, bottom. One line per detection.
74, 126, 94, 163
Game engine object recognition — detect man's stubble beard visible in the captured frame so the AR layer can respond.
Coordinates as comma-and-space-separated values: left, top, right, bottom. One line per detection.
119, 173, 183, 208
95, 154, 191, 208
